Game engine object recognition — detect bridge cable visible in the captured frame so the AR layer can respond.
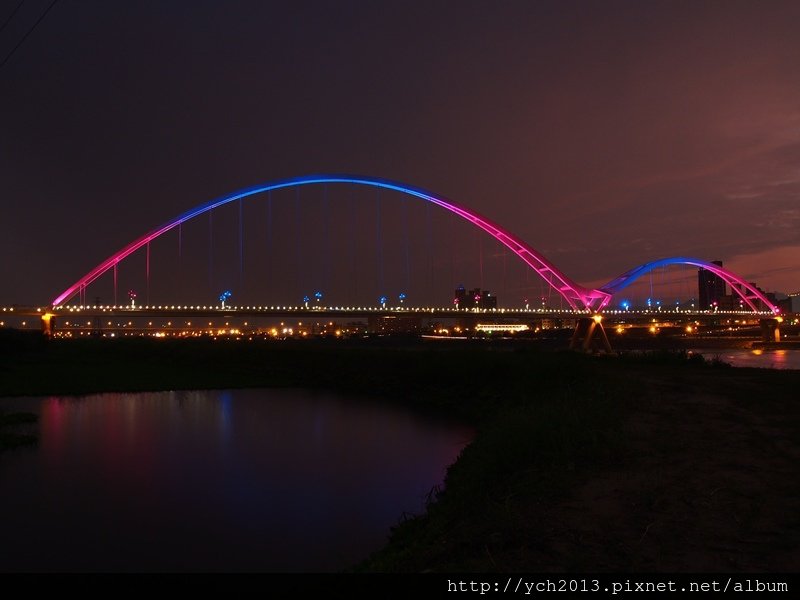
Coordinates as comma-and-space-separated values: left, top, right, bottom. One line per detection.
501, 244, 507, 303
294, 188, 301, 301
426, 202, 433, 302
376, 188, 384, 298
323, 184, 330, 298
176, 222, 182, 302
146, 241, 151, 306
0, 0, 58, 71
449, 211, 455, 294
478, 229, 484, 291
208, 211, 213, 295
349, 187, 358, 304
265, 190, 272, 301
403, 192, 410, 295
238, 198, 243, 286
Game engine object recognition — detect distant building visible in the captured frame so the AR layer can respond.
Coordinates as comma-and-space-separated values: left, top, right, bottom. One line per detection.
454, 285, 497, 309
778, 294, 800, 313
715, 280, 778, 311
367, 315, 422, 334
759, 286, 778, 310
698, 261, 726, 309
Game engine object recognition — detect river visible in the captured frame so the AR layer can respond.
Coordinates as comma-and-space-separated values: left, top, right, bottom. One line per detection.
0, 388, 472, 572
691, 347, 800, 370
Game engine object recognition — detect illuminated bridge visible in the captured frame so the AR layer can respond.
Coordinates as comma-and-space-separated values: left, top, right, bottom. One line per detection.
2, 175, 785, 345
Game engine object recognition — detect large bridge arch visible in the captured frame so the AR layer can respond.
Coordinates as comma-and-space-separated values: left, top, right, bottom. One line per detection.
599, 257, 779, 313
52, 175, 607, 310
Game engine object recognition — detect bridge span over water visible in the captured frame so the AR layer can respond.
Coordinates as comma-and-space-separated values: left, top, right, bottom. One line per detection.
4, 175, 786, 350
46, 175, 780, 316
4, 303, 789, 349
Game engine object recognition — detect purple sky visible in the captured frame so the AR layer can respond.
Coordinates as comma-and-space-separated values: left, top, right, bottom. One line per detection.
2, 0, 799, 306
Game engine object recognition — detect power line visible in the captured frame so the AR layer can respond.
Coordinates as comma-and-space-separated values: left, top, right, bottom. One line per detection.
0, 0, 26, 36
0, 0, 59, 71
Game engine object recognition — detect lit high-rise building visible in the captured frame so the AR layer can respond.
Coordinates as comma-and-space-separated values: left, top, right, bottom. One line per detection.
698, 260, 726, 309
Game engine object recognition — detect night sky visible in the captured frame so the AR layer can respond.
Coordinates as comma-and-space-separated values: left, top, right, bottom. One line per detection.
3, 0, 800, 306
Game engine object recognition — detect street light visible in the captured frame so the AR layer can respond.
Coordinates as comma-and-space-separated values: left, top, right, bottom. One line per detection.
128, 290, 137, 308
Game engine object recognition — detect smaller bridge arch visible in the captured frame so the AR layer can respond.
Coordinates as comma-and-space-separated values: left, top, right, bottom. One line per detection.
599, 257, 779, 313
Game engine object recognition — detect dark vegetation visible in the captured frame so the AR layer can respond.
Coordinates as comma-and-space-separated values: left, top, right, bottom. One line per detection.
0, 411, 37, 450
2, 329, 798, 571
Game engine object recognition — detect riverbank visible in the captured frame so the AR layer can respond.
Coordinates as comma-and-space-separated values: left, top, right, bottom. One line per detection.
2, 332, 799, 571
359, 353, 800, 571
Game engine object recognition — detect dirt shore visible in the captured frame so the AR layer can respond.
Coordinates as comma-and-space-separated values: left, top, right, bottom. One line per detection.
359, 359, 800, 572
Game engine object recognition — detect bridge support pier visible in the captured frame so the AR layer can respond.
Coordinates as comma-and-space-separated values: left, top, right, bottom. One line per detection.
569, 316, 613, 353
760, 318, 782, 343
41, 313, 55, 337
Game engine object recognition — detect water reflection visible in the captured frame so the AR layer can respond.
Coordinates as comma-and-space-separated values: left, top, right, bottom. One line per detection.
0, 389, 472, 572
693, 348, 800, 370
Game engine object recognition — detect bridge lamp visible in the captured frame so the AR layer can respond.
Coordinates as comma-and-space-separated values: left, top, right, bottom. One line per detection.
303, 295, 310, 308
219, 290, 232, 308
399, 293, 406, 304
128, 290, 137, 308
314, 291, 323, 304
379, 296, 387, 308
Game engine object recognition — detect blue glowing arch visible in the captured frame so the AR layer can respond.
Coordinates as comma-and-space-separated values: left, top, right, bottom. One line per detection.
599, 257, 779, 313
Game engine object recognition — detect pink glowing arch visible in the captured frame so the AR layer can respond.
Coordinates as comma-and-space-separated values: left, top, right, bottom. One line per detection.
52, 175, 607, 310
599, 257, 779, 313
